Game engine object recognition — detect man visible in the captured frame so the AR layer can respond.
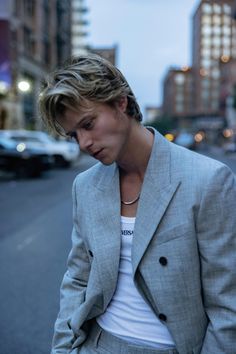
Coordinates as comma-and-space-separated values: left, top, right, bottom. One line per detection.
39, 54, 236, 354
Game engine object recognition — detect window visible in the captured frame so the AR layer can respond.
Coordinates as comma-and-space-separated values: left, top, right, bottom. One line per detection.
223, 4, 231, 15
23, 26, 35, 56
212, 47, 221, 58
201, 58, 211, 68
23, 0, 35, 17
201, 47, 211, 57
212, 80, 219, 89
222, 48, 231, 57
202, 15, 211, 25
212, 36, 221, 46
175, 74, 185, 85
176, 93, 184, 103
211, 68, 220, 79
201, 36, 211, 46
175, 103, 184, 113
222, 37, 231, 46
202, 25, 211, 36
212, 26, 221, 35
202, 78, 210, 88
212, 15, 221, 25
232, 48, 236, 57
211, 100, 219, 110
223, 26, 231, 35
202, 3, 212, 14
222, 15, 231, 25
201, 89, 210, 99
213, 4, 221, 14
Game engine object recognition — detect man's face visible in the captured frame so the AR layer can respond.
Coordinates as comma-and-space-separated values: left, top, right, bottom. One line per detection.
57, 100, 132, 165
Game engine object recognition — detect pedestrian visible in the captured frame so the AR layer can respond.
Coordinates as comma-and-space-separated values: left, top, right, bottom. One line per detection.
39, 54, 236, 354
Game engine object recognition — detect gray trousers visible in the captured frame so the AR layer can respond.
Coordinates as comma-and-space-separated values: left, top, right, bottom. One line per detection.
78, 321, 178, 354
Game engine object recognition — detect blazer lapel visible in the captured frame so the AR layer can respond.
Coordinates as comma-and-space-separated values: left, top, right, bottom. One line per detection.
132, 130, 181, 276
87, 130, 181, 305
88, 163, 121, 307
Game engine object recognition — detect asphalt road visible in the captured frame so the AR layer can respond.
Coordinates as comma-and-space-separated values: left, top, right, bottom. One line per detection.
0, 153, 96, 354
0, 148, 236, 354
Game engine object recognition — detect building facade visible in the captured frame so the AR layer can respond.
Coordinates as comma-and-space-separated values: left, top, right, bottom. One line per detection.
71, 0, 89, 56
162, 67, 194, 118
0, 0, 71, 130
192, 0, 236, 115
90, 46, 118, 66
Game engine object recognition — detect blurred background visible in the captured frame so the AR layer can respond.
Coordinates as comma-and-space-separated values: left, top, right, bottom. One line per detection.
1, 0, 236, 353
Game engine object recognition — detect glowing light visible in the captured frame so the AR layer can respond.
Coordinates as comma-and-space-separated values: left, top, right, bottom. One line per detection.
223, 128, 233, 138
165, 133, 175, 142
200, 68, 207, 76
17, 80, 31, 92
221, 55, 230, 63
16, 143, 26, 152
195, 133, 204, 143
181, 66, 189, 72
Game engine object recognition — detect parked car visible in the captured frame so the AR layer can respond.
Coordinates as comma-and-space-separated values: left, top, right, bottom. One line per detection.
0, 130, 80, 167
224, 142, 236, 154
0, 137, 53, 177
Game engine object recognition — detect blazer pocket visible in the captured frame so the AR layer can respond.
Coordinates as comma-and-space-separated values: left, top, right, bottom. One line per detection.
155, 222, 195, 245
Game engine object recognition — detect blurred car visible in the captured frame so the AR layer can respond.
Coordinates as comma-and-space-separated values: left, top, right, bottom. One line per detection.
174, 132, 196, 150
224, 142, 236, 154
0, 137, 53, 177
0, 130, 80, 167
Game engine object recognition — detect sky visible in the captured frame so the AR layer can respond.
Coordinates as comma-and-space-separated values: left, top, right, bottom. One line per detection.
86, 0, 200, 116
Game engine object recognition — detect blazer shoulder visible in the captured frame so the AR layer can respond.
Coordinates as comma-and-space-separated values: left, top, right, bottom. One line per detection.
72, 161, 110, 193
170, 141, 229, 174
73, 161, 100, 183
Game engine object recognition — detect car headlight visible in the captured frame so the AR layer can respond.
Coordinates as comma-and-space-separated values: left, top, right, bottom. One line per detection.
16, 143, 26, 152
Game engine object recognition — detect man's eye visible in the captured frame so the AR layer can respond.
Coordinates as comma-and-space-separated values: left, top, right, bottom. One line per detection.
83, 120, 94, 130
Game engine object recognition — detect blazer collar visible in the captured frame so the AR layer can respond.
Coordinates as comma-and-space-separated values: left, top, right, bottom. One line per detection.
93, 128, 173, 191
89, 129, 181, 303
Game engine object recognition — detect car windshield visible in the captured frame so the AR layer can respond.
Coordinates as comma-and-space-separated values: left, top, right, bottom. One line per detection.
0, 137, 16, 149
10, 136, 41, 143
10, 134, 56, 143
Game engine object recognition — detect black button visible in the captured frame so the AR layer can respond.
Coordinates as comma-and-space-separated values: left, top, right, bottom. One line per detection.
159, 257, 168, 266
158, 313, 167, 321
89, 250, 93, 257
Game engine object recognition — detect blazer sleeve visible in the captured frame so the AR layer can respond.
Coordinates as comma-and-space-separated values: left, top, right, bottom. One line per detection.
197, 164, 236, 353
51, 177, 91, 353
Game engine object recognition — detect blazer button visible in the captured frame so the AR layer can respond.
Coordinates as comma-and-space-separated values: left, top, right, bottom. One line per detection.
88, 250, 93, 257
158, 313, 167, 321
159, 257, 168, 266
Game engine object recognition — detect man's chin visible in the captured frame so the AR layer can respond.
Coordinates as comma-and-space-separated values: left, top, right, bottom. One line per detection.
97, 156, 114, 166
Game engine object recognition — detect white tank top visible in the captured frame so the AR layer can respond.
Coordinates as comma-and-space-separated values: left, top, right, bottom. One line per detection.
97, 216, 175, 349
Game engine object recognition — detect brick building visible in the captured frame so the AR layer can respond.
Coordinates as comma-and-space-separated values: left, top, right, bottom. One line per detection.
0, 0, 71, 129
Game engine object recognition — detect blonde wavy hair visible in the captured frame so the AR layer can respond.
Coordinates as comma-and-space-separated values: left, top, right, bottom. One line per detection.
39, 54, 142, 135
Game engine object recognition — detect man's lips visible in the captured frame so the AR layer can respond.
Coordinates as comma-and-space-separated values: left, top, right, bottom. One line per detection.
92, 149, 103, 158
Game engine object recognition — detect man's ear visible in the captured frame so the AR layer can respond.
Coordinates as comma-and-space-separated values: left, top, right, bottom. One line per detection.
117, 96, 128, 113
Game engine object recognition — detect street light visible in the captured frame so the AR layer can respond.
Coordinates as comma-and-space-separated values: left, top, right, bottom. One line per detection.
17, 80, 31, 93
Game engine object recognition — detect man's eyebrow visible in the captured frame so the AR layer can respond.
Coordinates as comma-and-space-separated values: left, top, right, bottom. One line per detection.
65, 115, 92, 136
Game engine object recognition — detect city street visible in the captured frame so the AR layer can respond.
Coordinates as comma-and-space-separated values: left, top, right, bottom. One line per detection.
0, 148, 236, 354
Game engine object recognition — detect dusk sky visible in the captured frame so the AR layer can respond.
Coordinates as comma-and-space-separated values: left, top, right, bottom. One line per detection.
86, 0, 200, 115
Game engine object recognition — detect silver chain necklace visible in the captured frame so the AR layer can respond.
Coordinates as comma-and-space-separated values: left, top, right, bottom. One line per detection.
121, 193, 140, 205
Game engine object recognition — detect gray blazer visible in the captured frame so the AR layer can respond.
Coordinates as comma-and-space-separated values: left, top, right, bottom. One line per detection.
52, 129, 236, 354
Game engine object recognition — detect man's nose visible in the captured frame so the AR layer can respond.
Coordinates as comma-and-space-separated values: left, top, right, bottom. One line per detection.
75, 130, 93, 152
